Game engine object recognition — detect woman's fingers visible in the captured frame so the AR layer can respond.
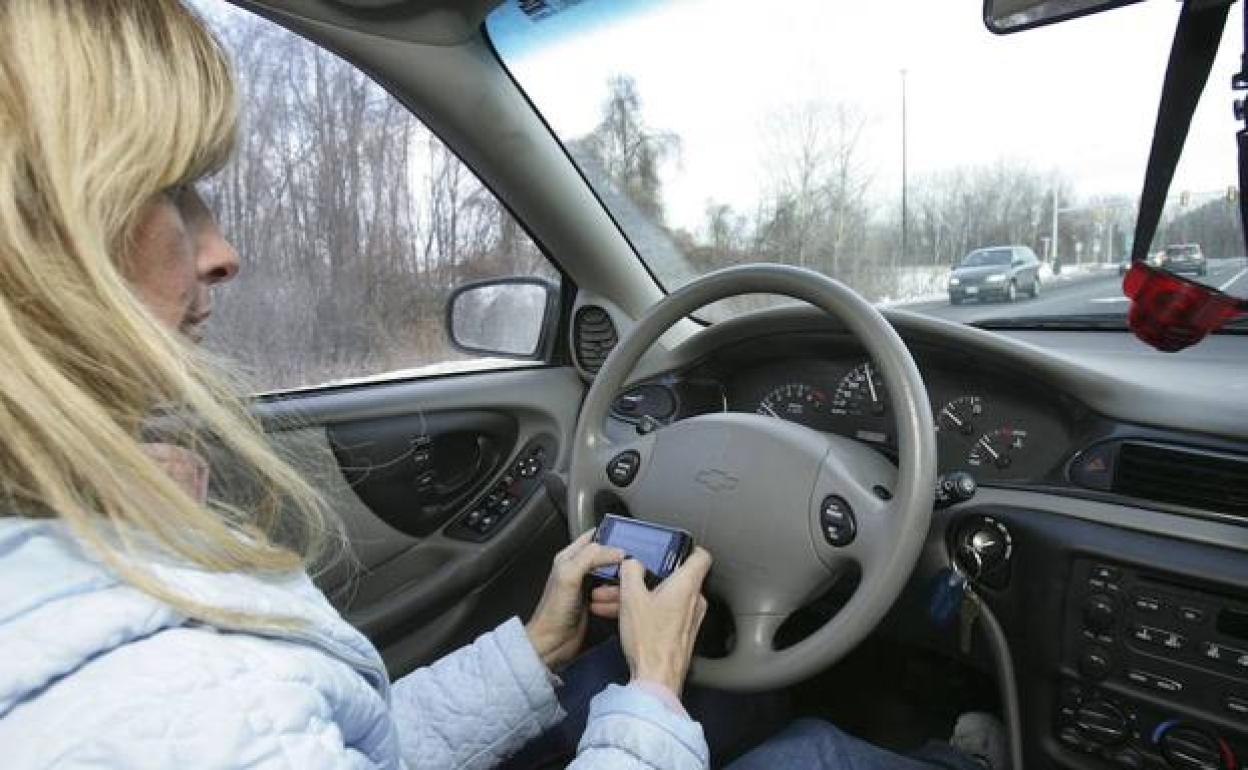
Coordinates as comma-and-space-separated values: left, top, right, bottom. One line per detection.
660, 546, 712, 595
559, 529, 596, 560
589, 600, 620, 619
619, 557, 648, 596
589, 584, 621, 618
570, 543, 625, 577
591, 584, 620, 603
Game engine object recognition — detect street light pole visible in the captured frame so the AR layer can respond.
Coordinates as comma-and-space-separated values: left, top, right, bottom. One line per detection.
1051, 185, 1059, 264
900, 68, 908, 267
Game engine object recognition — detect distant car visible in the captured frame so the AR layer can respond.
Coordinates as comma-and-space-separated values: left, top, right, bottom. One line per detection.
948, 246, 1041, 304
1160, 243, 1207, 276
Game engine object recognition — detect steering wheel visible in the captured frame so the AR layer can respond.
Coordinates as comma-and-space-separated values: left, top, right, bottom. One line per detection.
567, 264, 936, 692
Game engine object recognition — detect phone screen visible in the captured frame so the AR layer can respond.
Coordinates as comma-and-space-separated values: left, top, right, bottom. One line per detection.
593, 516, 685, 581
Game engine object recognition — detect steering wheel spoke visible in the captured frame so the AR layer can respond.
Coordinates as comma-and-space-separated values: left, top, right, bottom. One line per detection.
809, 437, 901, 571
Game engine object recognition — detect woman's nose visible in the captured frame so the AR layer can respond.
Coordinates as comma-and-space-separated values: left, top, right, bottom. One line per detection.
198, 222, 240, 285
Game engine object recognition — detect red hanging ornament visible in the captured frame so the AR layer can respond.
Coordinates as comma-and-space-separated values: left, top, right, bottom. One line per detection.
1123, 262, 1246, 351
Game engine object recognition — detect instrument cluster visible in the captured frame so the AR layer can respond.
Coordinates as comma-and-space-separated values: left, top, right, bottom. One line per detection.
725, 357, 1068, 481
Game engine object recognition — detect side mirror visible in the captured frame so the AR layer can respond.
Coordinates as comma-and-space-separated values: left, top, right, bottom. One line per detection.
446, 278, 559, 360
984, 0, 1143, 34
1012, 257, 1026, 267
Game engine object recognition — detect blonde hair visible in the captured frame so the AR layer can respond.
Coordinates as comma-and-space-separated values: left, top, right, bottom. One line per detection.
0, 0, 339, 627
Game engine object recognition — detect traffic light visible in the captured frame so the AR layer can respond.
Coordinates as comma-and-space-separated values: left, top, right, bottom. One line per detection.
1180, 190, 1191, 207
1229, 186, 1239, 203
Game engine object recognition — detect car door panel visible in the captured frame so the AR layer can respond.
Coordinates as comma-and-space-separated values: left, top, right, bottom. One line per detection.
328, 410, 518, 538
255, 366, 585, 676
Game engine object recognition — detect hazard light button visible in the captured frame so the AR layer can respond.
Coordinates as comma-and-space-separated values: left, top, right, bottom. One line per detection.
1070, 443, 1116, 491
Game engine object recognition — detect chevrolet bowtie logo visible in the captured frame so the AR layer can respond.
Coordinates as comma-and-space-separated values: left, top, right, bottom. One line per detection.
695, 469, 739, 493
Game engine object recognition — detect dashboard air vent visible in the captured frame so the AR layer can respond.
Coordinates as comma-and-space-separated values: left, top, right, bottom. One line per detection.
1112, 442, 1248, 517
573, 306, 618, 375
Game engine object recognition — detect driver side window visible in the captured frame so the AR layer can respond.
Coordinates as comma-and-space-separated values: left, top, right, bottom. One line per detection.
191, 1, 558, 394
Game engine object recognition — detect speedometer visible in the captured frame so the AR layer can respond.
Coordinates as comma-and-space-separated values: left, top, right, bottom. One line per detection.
830, 362, 888, 417
757, 383, 827, 422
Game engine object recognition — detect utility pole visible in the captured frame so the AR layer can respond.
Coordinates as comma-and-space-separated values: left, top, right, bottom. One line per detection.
1050, 185, 1059, 264
900, 68, 908, 267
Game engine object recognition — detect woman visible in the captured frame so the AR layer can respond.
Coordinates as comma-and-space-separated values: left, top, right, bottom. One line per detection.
0, 1, 712, 768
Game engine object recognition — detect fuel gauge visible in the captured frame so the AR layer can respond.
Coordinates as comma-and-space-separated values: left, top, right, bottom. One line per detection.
936, 395, 984, 437
968, 426, 1028, 470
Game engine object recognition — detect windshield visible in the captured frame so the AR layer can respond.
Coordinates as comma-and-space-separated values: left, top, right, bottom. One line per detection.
962, 249, 1013, 268
487, 0, 1245, 330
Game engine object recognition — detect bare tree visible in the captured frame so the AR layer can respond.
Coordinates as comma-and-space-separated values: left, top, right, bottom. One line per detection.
574, 75, 680, 222
196, 5, 553, 392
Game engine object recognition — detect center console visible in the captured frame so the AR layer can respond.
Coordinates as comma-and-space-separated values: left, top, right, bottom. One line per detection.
1058, 559, 1248, 770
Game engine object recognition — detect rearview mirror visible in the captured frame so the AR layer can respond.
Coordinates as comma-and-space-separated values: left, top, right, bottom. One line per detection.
984, 0, 1144, 34
446, 278, 559, 360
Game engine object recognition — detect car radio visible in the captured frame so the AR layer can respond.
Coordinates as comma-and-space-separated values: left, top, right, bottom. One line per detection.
1057, 558, 1248, 770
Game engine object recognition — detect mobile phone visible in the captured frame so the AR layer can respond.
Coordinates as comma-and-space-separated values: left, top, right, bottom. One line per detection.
591, 514, 694, 584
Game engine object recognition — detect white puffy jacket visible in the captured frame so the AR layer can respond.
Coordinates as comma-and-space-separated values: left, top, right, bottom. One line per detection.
0, 519, 709, 769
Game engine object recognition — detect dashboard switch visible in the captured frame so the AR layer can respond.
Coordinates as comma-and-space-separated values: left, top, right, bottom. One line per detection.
1080, 647, 1113, 680
1158, 725, 1226, 770
820, 496, 857, 547
1083, 594, 1119, 634
1075, 700, 1128, 745
607, 451, 641, 487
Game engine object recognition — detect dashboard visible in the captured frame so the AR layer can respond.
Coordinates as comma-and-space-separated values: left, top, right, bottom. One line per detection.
599, 306, 1248, 770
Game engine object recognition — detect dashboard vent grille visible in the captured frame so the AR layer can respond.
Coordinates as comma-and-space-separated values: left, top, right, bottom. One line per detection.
1113, 442, 1248, 517
573, 306, 618, 375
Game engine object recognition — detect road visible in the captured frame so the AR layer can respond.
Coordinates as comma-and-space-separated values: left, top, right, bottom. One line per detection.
904, 258, 1248, 323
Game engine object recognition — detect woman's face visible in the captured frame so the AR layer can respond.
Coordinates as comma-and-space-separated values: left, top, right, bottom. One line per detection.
126, 186, 239, 343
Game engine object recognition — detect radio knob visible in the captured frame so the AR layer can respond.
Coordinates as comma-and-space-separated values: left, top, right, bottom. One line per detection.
1083, 593, 1119, 634
1158, 726, 1229, 770
1080, 646, 1113, 680
1076, 700, 1128, 745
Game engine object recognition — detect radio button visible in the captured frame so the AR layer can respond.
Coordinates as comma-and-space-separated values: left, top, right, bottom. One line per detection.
1153, 676, 1184, 693
1092, 565, 1122, 583
1134, 595, 1164, 613
1084, 594, 1120, 634
1130, 624, 1186, 651
1080, 647, 1113, 680
1126, 669, 1184, 694
1223, 695, 1248, 718
1199, 642, 1248, 671
1177, 606, 1206, 624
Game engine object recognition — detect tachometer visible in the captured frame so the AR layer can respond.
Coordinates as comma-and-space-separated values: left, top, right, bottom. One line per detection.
757, 382, 827, 422
937, 395, 984, 437
830, 362, 888, 417
967, 426, 1028, 470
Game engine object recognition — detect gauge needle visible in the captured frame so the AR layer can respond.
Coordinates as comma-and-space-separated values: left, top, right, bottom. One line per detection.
942, 408, 964, 427
760, 402, 780, 419
977, 436, 1001, 461
865, 364, 879, 404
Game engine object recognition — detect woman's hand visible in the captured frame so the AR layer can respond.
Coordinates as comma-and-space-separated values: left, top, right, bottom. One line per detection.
525, 530, 625, 670
618, 547, 712, 696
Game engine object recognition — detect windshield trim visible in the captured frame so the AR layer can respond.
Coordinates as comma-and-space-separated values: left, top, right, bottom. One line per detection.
481, 22, 679, 306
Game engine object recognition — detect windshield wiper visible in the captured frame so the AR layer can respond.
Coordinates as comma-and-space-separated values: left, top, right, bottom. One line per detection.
974, 313, 1248, 334
973, 314, 1129, 331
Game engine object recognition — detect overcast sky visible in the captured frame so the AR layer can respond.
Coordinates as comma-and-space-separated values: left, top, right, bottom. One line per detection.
489, 0, 1243, 233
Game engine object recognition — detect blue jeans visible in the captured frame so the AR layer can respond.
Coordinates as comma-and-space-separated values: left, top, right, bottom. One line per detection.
727, 718, 982, 770
501, 637, 982, 770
